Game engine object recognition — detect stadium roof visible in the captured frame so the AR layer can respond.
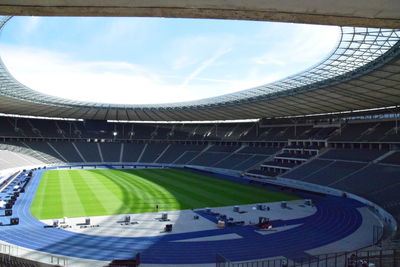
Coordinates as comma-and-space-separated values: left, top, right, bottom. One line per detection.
0, 0, 399, 28
0, 16, 399, 121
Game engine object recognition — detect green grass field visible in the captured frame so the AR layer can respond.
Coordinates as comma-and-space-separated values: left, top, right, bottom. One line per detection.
30, 168, 299, 220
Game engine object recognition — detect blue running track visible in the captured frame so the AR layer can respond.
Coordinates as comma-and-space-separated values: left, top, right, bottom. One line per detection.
0, 169, 365, 264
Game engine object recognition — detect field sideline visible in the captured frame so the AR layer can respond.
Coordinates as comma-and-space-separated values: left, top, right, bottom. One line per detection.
30, 168, 300, 219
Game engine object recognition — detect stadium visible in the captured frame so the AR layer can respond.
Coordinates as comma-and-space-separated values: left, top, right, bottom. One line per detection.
0, 1, 400, 267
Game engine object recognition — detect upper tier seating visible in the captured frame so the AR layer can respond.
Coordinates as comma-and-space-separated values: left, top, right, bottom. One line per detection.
330, 122, 377, 141
0, 118, 263, 141
357, 121, 396, 142
299, 127, 337, 140
257, 127, 287, 141
0, 116, 398, 143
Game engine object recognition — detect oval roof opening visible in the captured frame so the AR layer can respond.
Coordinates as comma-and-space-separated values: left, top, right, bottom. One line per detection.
0, 17, 340, 105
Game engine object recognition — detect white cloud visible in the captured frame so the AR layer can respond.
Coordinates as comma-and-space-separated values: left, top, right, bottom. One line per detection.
22, 17, 41, 35
180, 46, 232, 88
252, 55, 285, 66
0, 21, 341, 106
251, 24, 339, 69
169, 35, 235, 71
0, 45, 182, 104
0, 44, 249, 104
89, 18, 150, 46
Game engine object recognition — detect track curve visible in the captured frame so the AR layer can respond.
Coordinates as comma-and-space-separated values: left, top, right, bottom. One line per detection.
0, 169, 365, 264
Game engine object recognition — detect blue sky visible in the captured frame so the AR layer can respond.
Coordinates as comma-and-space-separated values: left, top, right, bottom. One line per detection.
0, 16, 340, 104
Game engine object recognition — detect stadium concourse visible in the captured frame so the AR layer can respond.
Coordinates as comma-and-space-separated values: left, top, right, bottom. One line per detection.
0, 3, 399, 267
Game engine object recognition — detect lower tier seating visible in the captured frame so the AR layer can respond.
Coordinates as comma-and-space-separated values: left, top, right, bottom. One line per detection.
0, 141, 267, 172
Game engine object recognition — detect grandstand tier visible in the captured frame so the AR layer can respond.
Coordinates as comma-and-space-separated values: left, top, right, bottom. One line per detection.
1, 117, 399, 229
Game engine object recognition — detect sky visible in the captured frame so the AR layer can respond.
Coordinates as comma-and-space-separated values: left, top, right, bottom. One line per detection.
0, 16, 340, 105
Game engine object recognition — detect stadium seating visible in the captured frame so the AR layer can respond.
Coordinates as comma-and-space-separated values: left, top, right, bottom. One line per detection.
121, 143, 146, 162
320, 148, 388, 162
381, 127, 400, 142
139, 143, 169, 163
207, 144, 241, 153
380, 151, 400, 165
213, 153, 254, 169
238, 146, 279, 155
261, 160, 298, 169
299, 126, 337, 139
0, 143, 60, 165
23, 142, 66, 162
173, 151, 201, 165
0, 117, 20, 137
329, 122, 377, 141
275, 152, 314, 160
50, 142, 84, 163
74, 142, 102, 162
155, 144, 206, 164
369, 184, 400, 224
302, 161, 367, 185
232, 155, 272, 171
358, 122, 396, 142
100, 142, 122, 162
1, 116, 400, 228
246, 143, 323, 178
0, 252, 53, 267
0, 117, 397, 143
282, 149, 400, 228
247, 169, 283, 177
189, 152, 231, 166
332, 164, 400, 197
257, 126, 288, 140
282, 159, 335, 180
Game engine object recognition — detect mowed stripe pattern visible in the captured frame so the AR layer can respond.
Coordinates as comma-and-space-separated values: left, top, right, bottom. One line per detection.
30, 168, 299, 219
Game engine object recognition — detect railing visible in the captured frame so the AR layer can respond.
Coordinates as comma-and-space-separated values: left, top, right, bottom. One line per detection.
0, 241, 68, 266
216, 248, 400, 267
216, 253, 231, 267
